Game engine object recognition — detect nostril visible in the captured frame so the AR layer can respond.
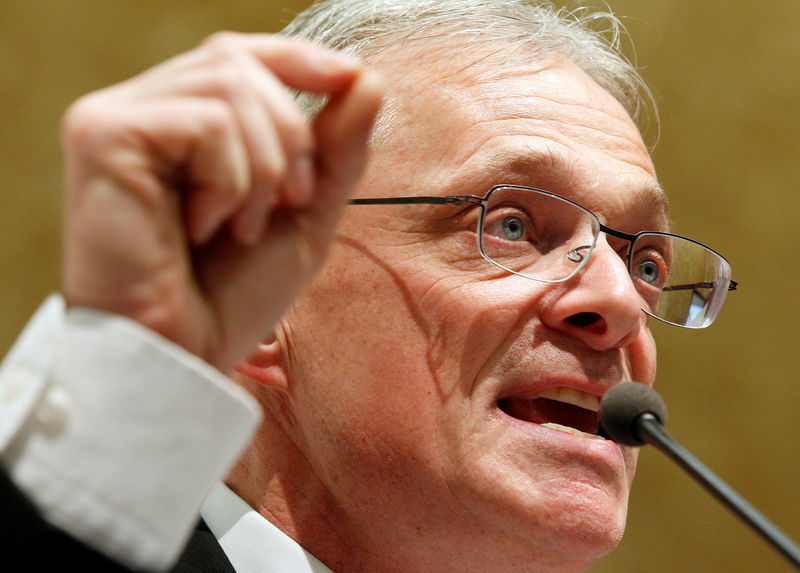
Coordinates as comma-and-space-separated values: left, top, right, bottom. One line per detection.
567, 312, 602, 328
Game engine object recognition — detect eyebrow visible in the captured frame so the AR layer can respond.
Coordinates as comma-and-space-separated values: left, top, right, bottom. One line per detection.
478, 148, 670, 219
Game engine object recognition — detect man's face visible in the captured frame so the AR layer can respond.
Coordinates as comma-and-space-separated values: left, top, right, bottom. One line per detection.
280, 47, 663, 570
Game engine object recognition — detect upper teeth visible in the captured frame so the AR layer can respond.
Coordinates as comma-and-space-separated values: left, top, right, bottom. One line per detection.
534, 387, 600, 412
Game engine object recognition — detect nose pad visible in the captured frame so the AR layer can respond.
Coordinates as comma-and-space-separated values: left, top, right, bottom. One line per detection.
566, 245, 592, 264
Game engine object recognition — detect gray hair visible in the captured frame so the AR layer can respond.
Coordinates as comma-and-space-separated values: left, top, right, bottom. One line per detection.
282, 0, 656, 140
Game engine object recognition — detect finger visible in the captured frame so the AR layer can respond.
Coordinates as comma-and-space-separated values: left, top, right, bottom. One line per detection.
207, 54, 294, 244
227, 177, 275, 246
195, 35, 356, 213
189, 70, 383, 369
139, 41, 319, 236
117, 33, 365, 220
221, 51, 316, 211
201, 33, 363, 96
310, 68, 385, 226
228, 152, 313, 246
147, 98, 251, 245
63, 94, 251, 246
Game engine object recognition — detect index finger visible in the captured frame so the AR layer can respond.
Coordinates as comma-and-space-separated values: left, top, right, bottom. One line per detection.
201, 32, 364, 96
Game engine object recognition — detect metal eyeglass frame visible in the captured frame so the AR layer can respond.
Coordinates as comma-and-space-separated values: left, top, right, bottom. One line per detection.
349, 184, 737, 328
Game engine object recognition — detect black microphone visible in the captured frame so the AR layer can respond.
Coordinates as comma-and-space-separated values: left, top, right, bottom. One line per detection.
600, 382, 800, 570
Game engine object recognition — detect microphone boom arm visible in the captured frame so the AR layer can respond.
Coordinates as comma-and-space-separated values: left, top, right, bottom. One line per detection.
636, 412, 800, 570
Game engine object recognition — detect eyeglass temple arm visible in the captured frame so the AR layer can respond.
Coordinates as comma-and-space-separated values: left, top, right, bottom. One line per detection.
662, 280, 738, 292
349, 196, 485, 206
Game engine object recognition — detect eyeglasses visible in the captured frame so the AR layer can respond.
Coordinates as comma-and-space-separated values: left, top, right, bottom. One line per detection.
349, 185, 737, 329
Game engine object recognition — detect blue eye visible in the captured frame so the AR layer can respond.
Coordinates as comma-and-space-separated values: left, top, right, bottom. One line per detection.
637, 260, 660, 284
500, 216, 525, 240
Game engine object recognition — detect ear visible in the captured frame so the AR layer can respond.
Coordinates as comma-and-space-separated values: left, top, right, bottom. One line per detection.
234, 334, 290, 393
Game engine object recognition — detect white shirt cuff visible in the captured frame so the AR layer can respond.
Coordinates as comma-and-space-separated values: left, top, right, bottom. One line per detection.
0, 295, 261, 571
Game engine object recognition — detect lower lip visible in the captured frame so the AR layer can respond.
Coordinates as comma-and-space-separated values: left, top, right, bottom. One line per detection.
495, 408, 627, 468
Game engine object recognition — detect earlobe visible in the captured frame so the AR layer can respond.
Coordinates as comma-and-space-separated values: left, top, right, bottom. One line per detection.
234, 336, 290, 393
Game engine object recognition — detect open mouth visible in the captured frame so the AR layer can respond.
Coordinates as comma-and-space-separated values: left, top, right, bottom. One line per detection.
498, 387, 604, 439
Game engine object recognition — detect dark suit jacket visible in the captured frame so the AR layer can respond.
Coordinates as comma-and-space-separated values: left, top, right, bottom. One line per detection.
1, 467, 235, 572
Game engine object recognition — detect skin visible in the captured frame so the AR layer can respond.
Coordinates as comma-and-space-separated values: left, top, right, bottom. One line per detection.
60, 24, 667, 572
231, 43, 667, 573
61, 33, 383, 373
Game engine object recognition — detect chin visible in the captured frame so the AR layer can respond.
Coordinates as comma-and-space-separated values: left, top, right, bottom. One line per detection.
531, 483, 629, 563
475, 474, 630, 566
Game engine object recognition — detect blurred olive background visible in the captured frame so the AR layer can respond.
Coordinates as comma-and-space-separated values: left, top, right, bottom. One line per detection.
1, 1, 798, 571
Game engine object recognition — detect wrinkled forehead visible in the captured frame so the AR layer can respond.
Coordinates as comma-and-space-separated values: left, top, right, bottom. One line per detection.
366, 37, 650, 161
361, 40, 664, 219
365, 34, 636, 131
365, 38, 551, 140
365, 27, 565, 88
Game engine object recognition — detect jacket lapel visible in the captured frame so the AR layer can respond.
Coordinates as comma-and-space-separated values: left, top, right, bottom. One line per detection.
171, 520, 236, 573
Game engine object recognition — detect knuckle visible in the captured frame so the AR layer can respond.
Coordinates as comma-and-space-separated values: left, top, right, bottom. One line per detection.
61, 94, 115, 151
200, 34, 245, 72
62, 95, 98, 135
201, 31, 242, 52
210, 65, 246, 100
198, 38, 255, 101
200, 100, 238, 137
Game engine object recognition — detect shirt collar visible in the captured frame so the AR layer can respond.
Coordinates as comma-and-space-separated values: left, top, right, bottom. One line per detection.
201, 482, 333, 573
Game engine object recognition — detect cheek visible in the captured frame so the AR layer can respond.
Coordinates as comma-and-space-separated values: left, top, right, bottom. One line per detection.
623, 446, 640, 488
405, 268, 544, 393
628, 326, 657, 386
284, 244, 528, 468
285, 247, 457, 440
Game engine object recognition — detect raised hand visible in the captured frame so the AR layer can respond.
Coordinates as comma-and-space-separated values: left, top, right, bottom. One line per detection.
60, 33, 383, 372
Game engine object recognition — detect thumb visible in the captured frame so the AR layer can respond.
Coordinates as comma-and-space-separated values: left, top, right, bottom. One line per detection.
311, 68, 384, 221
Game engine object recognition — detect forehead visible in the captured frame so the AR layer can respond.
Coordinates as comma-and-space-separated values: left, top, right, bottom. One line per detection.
361, 41, 667, 226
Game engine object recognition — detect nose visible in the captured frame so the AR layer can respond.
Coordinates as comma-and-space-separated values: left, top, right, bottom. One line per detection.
539, 239, 644, 350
